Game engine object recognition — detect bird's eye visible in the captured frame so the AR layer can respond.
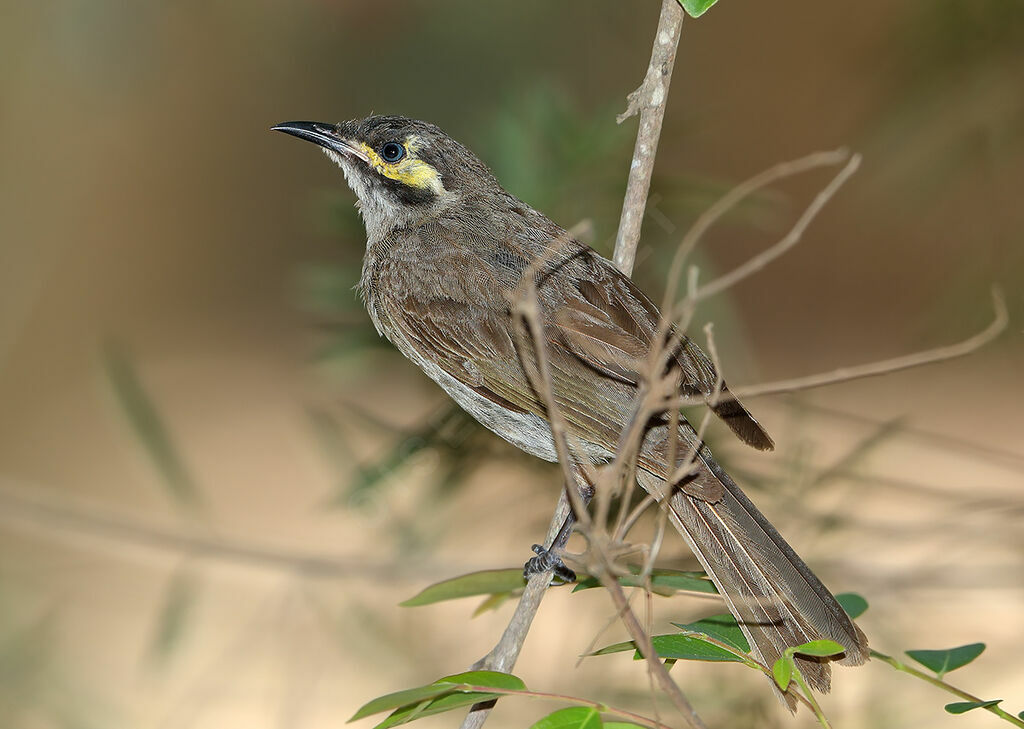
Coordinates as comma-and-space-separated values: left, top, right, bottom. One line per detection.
380, 142, 405, 163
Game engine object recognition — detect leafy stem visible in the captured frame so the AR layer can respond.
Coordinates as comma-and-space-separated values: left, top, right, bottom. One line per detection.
872, 650, 1024, 727
789, 666, 833, 729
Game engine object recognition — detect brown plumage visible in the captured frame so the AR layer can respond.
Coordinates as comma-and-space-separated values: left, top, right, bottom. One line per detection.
273, 116, 868, 705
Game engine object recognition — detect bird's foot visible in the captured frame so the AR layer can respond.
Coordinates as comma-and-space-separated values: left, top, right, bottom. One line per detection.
523, 544, 576, 584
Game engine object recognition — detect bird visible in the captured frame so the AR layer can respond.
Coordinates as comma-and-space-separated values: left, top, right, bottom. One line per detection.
272, 115, 868, 703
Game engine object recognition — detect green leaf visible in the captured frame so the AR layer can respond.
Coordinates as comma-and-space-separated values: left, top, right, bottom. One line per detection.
650, 633, 747, 663
400, 569, 525, 607
835, 592, 869, 619
678, 0, 718, 18
350, 685, 457, 722
944, 699, 1002, 715
530, 707, 602, 729
906, 643, 986, 677
595, 613, 751, 663
772, 657, 793, 691
473, 592, 513, 617
101, 342, 200, 508
591, 640, 637, 656
573, 568, 716, 597
791, 639, 846, 658
350, 672, 525, 724
146, 567, 199, 668
671, 613, 752, 653
372, 672, 526, 729
374, 692, 497, 729
438, 671, 526, 690
592, 634, 737, 661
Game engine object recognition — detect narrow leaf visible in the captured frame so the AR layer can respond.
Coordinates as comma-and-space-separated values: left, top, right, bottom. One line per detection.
650, 633, 747, 663
439, 671, 526, 691
792, 639, 846, 658
906, 643, 985, 677
671, 613, 751, 653
350, 684, 456, 722
573, 568, 716, 596
374, 691, 500, 729
146, 567, 199, 668
835, 592, 869, 619
473, 592, 512, 617
530, 706, 602, 729
352, 672, 524, 724
944, 699, 1002, 715
678, 0, 718, 18
773, 657, 793, 691
101, 342, 200, 507
594, 615, 750, 663
400, 570, 525, 607
591, 640, 636, 656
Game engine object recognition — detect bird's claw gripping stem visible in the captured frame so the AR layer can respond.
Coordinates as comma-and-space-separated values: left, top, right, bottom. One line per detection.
524, 543, 577, 584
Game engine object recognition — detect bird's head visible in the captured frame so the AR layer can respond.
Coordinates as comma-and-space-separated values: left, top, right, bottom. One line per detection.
273, 115, 499, 240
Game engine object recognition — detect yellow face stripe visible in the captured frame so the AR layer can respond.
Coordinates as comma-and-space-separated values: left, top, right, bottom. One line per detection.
357, 136, 445, 195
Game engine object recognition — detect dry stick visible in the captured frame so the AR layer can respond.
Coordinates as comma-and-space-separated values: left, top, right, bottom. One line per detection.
600, 573, 709, 729
694, 153, 862, 300
462, 5, 686, 725
667, 148, 852, 304
496, 185, 707, 729
613, 0, 684, 277
733, 288, 1008, 398
461, 233, 596, 729
0, 480, 400, 579
661, 287, 1008, 410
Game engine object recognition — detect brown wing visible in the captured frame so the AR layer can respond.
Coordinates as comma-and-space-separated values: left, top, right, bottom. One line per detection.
545, 250, 774, 451
373, 226, 771, 471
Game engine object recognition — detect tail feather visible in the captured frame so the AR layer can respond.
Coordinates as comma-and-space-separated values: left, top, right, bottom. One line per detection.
637, 450, 867, 708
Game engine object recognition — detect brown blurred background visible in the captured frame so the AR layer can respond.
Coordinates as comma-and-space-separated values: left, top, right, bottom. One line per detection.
1, 1, 1022, 727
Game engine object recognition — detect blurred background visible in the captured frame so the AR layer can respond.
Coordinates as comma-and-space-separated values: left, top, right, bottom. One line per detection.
2, 1, 1022, 727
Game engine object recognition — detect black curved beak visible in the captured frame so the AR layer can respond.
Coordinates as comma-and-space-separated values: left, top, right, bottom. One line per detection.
271, 121, 368, 162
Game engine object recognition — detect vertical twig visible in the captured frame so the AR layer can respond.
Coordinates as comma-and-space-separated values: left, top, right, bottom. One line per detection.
463, 5, 688, 727
613, 0, 684, 276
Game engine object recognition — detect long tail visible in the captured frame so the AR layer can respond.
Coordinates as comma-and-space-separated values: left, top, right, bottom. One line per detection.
637, 450, 868, 708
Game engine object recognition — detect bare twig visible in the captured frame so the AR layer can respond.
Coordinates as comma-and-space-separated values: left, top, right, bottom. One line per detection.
506, 251, 708, 726
600, 573, 708, 729
668, 149, 852, 296
459, 494, 570, 729
0, 479, 406, 579
613, 0, 684, 276
728, 287, 1008, 400
694, 152, 862, 300
461, 226, 593, 729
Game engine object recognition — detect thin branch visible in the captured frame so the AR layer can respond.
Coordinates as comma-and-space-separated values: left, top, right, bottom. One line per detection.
612, 0, 684, 276
600, 574, 708, 729
873, 650, 1024, 728
731, 287, 1008, 399
458, 495, 570, 729
662, 287, 1008, 410
0, 480, 406, 579
460, 229, 592, 729
669, 149, 852, 289
694, 152, 862, 300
